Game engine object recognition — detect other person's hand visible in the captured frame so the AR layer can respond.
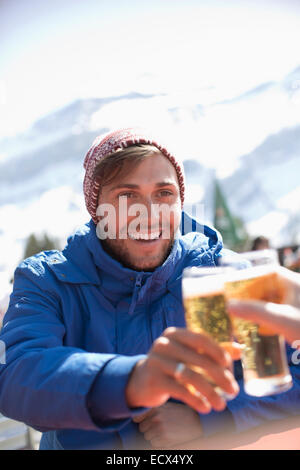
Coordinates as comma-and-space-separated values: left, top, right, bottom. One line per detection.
227, 267, 300, 346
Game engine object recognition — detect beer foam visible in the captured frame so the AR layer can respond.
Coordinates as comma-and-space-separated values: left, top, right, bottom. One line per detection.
182, 274, 225, 297
225, 264, 278, 283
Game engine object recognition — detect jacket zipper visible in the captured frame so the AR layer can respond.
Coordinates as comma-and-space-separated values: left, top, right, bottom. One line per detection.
135, 275, 142, 289
128, 274, 143, 315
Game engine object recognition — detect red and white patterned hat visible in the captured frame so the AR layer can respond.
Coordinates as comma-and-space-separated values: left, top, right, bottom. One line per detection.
83, 127, 185, 224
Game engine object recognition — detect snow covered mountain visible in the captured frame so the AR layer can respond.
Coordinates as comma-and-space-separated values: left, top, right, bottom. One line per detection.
220, 124, 300, 247
0, 66, 300, 277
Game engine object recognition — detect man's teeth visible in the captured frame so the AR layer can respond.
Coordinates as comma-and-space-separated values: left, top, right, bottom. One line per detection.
129, 232, 161, 240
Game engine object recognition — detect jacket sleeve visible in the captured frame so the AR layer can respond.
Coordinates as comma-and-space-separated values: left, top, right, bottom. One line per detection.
199, 345, 300, 436
0, 263, 148, 432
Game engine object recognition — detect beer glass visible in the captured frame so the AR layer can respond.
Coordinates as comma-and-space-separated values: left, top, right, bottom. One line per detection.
224, 249, 293, 397
182, 266, 236, 400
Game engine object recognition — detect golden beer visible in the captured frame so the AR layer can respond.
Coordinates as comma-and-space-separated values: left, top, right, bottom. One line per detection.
225, 265, 293, 396
183, 291, 233, 346
182, 268, 235, 400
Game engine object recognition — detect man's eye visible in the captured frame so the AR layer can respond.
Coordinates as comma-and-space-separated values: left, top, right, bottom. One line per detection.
158, 191, 173, 197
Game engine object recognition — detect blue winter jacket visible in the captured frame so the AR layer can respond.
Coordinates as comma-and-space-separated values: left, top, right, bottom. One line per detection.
0, 213, 299, 450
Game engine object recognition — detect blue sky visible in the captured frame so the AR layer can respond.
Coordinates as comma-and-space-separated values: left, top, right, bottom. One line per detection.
1, 0, 300, 138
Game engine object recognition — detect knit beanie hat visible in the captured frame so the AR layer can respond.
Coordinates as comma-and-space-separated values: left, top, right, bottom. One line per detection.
83, 127, 185, 224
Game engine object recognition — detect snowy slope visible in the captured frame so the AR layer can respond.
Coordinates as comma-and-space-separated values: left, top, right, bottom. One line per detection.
0, 66, 300, 277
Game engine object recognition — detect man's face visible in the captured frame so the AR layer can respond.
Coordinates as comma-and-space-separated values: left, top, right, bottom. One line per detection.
97, 152, 182, 271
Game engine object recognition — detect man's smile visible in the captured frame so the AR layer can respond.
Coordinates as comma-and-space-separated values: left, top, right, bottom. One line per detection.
128, 230, 162, 241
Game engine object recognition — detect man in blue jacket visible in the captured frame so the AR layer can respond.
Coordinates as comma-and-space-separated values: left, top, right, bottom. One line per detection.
0, 128, 299, 450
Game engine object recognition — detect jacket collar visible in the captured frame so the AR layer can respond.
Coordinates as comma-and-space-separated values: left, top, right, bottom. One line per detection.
47, 223, 100, 285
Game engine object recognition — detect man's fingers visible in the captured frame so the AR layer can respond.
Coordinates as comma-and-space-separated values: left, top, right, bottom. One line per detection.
156, 375, 212, 414
145, 431, 172, 450
160, 374, 214, 414
163, 327, 231, 368
132, 409, 156, 423
143, 425, 161, 442
177, 366, 237, 409
151, 340, 238, 399
150, 353, 234, 411
139, 417, 158, 433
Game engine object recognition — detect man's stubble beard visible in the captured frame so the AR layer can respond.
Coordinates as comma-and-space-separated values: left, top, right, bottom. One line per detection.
101, 235, 176, 272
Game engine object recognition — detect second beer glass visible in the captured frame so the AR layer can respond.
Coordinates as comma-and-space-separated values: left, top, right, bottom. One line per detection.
224, 249, 293, 397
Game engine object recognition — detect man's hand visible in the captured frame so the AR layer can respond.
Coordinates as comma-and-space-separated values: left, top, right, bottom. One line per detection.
227, 267, 300, 346
125, 327, 239, 415
132, 402, 203, 449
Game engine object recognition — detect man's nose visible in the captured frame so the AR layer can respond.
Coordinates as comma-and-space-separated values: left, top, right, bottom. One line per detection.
140, 197, 160, 228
